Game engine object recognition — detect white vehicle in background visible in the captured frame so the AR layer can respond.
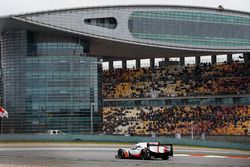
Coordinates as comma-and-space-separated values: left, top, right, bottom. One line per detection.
46, 130, 65, 135
116, 142, 173, 160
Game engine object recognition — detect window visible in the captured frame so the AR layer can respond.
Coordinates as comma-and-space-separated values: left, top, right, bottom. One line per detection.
84, 17, 117, 29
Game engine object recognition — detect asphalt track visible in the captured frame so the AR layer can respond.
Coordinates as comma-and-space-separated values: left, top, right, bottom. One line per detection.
0, 144, 249, 167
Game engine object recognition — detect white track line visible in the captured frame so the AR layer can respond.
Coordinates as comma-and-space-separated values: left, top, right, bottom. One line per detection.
204, 155, 226, 158
175, 149, 250, 155
0, 148, 116, 151
174, 154, 190, 157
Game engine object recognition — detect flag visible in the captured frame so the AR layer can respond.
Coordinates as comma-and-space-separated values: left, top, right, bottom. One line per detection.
0, 106, 8, 118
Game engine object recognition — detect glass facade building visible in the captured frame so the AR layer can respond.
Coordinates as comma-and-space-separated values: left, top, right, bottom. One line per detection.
129, 11, 250, 47
15, 5, 250, 53
0, 31, 102, 133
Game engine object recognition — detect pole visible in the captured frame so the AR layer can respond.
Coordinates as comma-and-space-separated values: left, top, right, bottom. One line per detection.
90, 103, 95, 134
1, 117, 3, 134
191, 122, 193, 140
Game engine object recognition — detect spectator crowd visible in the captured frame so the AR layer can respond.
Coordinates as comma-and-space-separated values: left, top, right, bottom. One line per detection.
102, 62, 250, 136
103, 62, 250, 98
103, 105, 250, 136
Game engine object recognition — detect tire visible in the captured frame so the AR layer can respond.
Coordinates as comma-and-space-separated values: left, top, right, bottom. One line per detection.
117, 149, 124, 159
141, 149, 150, 160
162, 155, 169, 160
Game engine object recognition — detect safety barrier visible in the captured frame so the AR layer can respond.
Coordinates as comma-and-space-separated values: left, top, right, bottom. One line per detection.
0, 134, 249, 151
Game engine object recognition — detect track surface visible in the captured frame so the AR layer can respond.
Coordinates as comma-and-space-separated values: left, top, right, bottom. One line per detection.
0, 143, 249, 167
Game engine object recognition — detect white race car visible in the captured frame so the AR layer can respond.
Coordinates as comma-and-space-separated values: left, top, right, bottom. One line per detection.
116, 142, 173, 160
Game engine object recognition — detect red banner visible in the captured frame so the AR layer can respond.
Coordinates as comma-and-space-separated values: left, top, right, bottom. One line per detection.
0, 107, 8, 118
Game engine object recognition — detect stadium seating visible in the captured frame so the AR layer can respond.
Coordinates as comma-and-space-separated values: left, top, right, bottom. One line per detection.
103, 62, 250, 98
102, 62, 250, 136
103, 106, 250, 135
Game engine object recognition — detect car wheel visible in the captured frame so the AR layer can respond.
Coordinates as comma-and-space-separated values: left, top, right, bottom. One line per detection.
141, 149, 150, 160
117, 149, 124, 159
162, 155, 169, 160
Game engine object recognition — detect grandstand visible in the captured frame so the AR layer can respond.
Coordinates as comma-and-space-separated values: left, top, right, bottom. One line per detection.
0, 5, 249, 137
103, 62, 250, 98
102, 62, 250, 136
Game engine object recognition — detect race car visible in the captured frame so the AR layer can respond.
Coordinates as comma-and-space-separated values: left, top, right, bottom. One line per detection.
116, 142, 173, 160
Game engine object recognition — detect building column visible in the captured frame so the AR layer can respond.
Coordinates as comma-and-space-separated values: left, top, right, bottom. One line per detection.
165, 57, 169, 64
227, 54, 232, 63
150, 58, 155, 68
122, 60, 127, 69
244, 53, 250, 65
211, 55, 216, 65
180, 57, 185, 66
109, 61, 114, 70
136, 59, 140, 69
195, 56, 200, 66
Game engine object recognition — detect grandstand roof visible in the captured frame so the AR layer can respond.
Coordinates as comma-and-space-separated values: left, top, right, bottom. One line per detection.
1, 5, 250, 59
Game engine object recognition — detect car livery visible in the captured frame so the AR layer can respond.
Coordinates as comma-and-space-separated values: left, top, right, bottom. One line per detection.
116, 142, 173, 160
